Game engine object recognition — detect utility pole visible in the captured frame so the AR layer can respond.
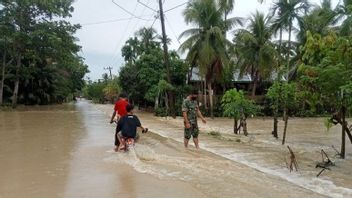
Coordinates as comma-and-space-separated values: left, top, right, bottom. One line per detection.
104, 66, 113, 80
158, 0, 175, 118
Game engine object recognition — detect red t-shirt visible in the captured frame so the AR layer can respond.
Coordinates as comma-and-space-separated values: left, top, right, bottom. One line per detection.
114, 99, 129, 117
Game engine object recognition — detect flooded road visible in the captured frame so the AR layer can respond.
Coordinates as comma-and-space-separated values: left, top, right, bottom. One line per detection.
0, 101, 204, 198
0, 100, 349, 197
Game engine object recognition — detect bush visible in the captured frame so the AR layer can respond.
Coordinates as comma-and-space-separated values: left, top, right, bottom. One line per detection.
154, 107, 167, 117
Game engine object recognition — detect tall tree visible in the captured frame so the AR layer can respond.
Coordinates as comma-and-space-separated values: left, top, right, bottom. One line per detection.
0, 0, 88, 106
0, 0, 77, 107
298, 0, 338, 44
336, 0, 352, 36
234, 11, 278, 97
271, 0, 311, 80
179, 0, 238, 118
136, 27, 160, 53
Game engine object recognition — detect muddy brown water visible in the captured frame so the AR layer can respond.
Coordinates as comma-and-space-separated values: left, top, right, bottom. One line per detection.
0, 100, 349, 197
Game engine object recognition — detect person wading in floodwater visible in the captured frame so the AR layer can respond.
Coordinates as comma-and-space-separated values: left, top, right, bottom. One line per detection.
182, 90, 206, 149
115, 104, 148, 151
110, 93, 129, 151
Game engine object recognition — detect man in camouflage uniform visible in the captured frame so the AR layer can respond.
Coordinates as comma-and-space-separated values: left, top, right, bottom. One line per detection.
182, 90, 206, 149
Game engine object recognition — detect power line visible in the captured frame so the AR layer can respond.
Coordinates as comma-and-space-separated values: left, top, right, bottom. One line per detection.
106, 1, 141, 67
109, 0, 154, 67
150, 15, 158, 28
80, 15, 153, 26
165, 15, 180, 44
111, 0, 150, 21
137, 0, 157, 12
164, 2, 187, 13
137, 1, 187, 14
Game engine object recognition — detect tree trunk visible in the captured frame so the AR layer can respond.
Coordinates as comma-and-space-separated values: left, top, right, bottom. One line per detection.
203, 78, 207, 111
187, 65, 194, 84
234, 118, 239, 134
278, 27, 283, 73
12, 55, 21, 108
0, 53, 6, 105
165, 92, 169, 114
208, 82, 214, 119
241, 118, 248, 136
154, 95, 159, 110
282, 108, 288, 145
272, 28, 283, 139
287, 24, 292, 82
251, 71, 259, 98
341, 106, 346, 159
272, 113, 278, 139
251, 79, 257, 98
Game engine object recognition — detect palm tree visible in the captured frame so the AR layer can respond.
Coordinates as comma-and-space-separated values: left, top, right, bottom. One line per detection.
270, 0, 311, 81
298, 0, 338, 44
136, 27, 159, 52
179, 0, 237, 118
121, 37, 140, 64
336, 0, 352, 36
270, 0, 310, 139
234, 11, 278, 98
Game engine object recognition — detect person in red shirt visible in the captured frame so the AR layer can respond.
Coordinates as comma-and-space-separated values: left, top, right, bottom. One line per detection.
110, 93, 129, 151
110, 93, 129, 122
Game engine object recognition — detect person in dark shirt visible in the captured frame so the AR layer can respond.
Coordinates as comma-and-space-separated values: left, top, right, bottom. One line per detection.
110, 93, 129, 151
116, 104, 147, 151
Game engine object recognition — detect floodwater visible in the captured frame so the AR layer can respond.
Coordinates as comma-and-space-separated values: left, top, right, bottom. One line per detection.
0, 100, 350, 198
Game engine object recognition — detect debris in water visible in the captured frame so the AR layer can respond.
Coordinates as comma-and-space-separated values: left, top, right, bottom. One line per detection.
316, 149, 334, 177
286, 146, 298, 172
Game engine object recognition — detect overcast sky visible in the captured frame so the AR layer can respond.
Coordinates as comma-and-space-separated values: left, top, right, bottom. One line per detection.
68, 0, 339, 80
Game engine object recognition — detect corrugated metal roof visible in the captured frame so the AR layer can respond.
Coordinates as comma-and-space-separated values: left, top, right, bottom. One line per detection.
189, 67, 285, 82
189, 67, 252, 82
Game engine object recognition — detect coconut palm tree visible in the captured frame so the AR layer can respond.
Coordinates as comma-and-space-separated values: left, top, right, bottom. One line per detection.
270, 0, 311, 81
179, 0, 239, 118
234, 11, 278, 98
297, 0, 338, 44
336, 0, 352, 36
136, 27, 159, 52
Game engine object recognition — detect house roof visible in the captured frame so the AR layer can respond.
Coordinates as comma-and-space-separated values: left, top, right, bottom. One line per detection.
189, 67, 252, 82
189, 67, 285, 82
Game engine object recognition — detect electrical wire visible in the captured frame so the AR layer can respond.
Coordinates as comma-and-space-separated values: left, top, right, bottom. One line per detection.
164, 2, 187, 13
111, 0, 150, 21
109, 0, 154, 67
137, 0, 157, 12
106, 1, 141, 67
80, 15, 153, 26
165, 15, 180, 44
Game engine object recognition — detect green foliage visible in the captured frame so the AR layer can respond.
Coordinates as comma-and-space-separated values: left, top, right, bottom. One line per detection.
83, 81, 106, 103
154, 107, 167, 117
103, 77, 120, 103
0, 0, 88, 105
267, 82, 297, 113
234, 11, 278, 96
222, 88, 259, 119
118, 27, 189, 113
298, 32, 352, 114
324, 118, 334, 132
179, 0, 236, 82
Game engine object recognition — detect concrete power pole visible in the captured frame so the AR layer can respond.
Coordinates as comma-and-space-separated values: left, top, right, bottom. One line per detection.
158, 0, 175, 118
